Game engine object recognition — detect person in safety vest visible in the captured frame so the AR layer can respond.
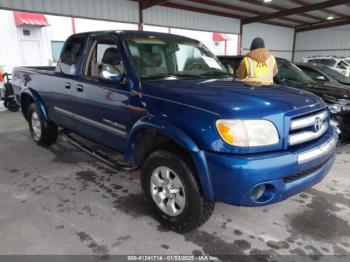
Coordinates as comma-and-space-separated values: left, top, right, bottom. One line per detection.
236, 37, 278, 85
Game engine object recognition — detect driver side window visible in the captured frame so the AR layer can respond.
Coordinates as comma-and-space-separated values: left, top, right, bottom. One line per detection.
85, 37, 124, 79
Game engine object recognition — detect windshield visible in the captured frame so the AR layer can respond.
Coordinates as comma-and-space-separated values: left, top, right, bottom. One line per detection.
275, 59, 315, 86
317, 65, 350, 84
127, 36, 229, 79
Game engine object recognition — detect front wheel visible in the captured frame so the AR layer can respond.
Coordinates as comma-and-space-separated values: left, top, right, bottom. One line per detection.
141, 149, 215, 232
28, 103, 58, 146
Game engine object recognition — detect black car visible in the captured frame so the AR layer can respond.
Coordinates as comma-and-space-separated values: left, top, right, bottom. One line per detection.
218, 55, 350, 141
296, 63, 350, 87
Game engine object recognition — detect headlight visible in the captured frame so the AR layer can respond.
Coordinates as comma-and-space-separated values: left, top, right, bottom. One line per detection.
328, 104, 342, 113
216, 119, 279, 147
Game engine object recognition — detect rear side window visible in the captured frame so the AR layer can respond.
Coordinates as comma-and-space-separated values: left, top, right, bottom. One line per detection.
59, 36, 86, 76
322, 59, 336, 66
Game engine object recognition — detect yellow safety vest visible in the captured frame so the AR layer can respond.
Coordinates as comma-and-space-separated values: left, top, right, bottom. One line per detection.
243, 56, 275, 85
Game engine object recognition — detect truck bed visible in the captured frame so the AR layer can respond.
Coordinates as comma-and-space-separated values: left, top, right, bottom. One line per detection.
13, 66, 56, 76
12, 66, 57, 103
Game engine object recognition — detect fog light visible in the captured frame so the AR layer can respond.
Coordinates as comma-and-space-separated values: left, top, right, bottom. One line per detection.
251, 184, 266, 201
330, 120, 341, 135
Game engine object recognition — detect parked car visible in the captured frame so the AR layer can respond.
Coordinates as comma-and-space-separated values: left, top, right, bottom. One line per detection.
296, 63, 350, 87
301, 56, 350, 77
218, 55, 350, 141
12, 31, 337, 232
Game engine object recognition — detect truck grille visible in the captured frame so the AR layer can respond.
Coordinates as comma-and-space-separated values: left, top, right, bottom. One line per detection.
288, 110, 328, 146
283, 155, 332, 184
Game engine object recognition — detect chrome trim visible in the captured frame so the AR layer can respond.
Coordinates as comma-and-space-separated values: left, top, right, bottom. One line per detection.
54, 106, 74, 118
290, 110, 328, 131
298, 136, 336, 164
54, 106, 127, 138
289, 122, 328, 146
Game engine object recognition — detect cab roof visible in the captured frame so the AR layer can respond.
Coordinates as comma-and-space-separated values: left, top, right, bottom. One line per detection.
71, 30, 197, 42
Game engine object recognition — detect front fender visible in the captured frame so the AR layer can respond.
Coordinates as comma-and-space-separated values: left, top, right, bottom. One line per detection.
124, 116, 215, 201
20, 88, 48, 121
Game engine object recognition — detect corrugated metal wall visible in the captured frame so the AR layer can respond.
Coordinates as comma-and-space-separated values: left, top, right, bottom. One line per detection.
0, 0, 139, 23
242, 23, 295, 60
0, 0, 240, 33
144, 6, 240, 34
294, 24, 350, 62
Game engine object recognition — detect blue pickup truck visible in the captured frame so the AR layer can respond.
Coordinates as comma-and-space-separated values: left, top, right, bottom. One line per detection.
12, 31, 338, 232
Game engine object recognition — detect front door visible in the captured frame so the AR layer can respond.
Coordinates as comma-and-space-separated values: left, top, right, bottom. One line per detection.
71, 35, 130, 152
20, 40, 42, 66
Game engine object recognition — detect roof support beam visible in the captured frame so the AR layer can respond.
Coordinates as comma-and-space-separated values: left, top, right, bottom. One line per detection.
160, 2, 294, 28
241, 0, 323, 22
187, 0, 305, 25
243, 0, 349, 24
289, 0, 347, 19
160, 2, 242, 20
296, 16, 350, 32
140, 0, 167, 10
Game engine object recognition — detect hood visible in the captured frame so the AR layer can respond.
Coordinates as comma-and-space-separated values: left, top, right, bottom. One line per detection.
246, 48, 272, 64
141, 78, 324, 118
295, 81, 350, 103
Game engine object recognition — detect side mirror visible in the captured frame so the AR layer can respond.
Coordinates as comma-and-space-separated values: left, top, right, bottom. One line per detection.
314, 75, 326, 82
226, 65, 235, 75
59, 62, 76, 76
99, 64, 122, 82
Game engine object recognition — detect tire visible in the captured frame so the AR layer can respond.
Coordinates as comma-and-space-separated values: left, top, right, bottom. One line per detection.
141, 148, 215, 232
28, 103, 58, 146
7, 100, 20, 112
3, 100, 8, 109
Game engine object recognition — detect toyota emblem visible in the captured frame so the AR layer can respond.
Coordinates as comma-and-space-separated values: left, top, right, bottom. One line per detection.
314, 117, 322, 132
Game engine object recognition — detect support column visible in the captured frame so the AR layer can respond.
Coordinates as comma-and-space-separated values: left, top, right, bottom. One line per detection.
291, 29, 297, 62
138, 0, 144, 31
237, 21, 243, 55
71, 17, 76, 34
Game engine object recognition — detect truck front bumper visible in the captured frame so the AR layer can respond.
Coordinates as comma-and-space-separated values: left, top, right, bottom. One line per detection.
205, 128, 338, 206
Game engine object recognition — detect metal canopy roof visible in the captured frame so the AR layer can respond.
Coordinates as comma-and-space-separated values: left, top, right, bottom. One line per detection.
138, 0, 350, 32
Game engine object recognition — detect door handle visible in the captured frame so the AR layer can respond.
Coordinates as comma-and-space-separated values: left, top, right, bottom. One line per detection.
76, 84, 84, 92
65, 82, 71, 89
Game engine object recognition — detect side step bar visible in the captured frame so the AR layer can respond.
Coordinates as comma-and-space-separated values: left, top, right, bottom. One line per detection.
59, 130, 137, 172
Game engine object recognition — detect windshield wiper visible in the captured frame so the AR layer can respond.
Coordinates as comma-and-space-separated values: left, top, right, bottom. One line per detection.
200, 71, 233, 77
141, 74, 173, 80
142, 73, 204, 79
173, 73, 205, 78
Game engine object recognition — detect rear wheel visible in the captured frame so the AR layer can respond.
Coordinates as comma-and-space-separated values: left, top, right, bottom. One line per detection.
28, 103, 58, 146
141, 148, 215, 232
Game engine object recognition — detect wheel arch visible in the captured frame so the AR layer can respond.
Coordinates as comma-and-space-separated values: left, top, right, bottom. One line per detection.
20, 88, 48, 121
124, 116, 214, 201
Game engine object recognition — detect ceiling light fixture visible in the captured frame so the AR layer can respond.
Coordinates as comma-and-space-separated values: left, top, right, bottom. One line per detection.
327, 14, 334, 20
264, 0, 272, 2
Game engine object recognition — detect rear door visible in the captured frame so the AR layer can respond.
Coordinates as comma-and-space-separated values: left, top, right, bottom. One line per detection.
70, 34, 130, 152
51, 35, 87, 130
